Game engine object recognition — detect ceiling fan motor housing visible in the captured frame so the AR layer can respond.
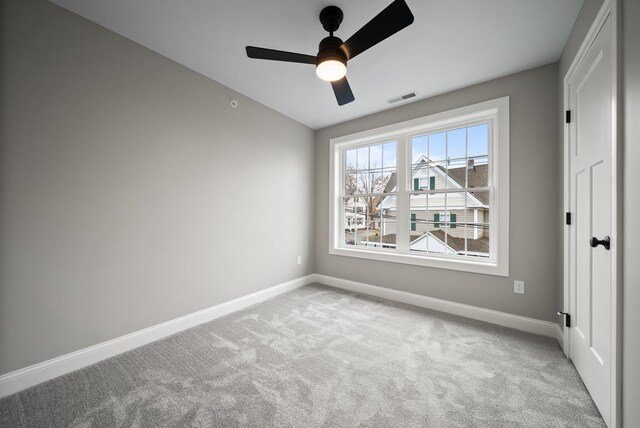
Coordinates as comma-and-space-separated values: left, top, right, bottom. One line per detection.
316, 36, 347, 68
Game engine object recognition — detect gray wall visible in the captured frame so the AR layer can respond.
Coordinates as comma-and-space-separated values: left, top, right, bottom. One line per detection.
314, 64, 559, 322
556, 0, 604, 320
622, 0, 640, 424
0, 0, 315, 375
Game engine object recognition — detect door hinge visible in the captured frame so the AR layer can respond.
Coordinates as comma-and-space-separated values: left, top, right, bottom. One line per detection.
566, 212, 571, 225
565, 110, 571, 123
557, 311, 571, 328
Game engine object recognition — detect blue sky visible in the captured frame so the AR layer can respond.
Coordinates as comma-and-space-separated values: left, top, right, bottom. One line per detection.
412, 123, 488, 165
346, 123, 489, 169
346, 122, 488, 171
346, 141, 397, 170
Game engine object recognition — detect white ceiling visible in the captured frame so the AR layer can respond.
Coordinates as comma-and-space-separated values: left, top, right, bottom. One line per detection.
50, 0, 583, 130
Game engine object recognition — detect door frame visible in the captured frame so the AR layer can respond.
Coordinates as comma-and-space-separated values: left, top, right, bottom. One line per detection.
562, 0, 621, 426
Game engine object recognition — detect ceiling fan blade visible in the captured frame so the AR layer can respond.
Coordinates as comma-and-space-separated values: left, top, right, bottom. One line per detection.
331, 77, 355, 106
340, 0, 414, 60
246, 46, 317, 64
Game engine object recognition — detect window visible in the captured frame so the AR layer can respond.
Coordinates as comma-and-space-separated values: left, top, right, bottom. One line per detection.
329, 97, 509, 276
435, 213, 456, 229
413, 177, 435, 190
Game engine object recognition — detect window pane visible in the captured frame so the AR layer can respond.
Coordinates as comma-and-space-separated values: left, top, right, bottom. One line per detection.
378, 194, 397, 248
447, 127, 466, 170
383, 141, 397, 168
351, 230, 374, 247
368, 197, 380, 238
468, 123, 489, 188
426, 228, 454, 255
345, 168, 356, 195
412, 167, 429, 191
409, 234, 428, 253
444, 193, 465, 256
371, 167, 385, 193
409, 194, 427, 232
468, 190, 490, 207
345, 149, 356, 170
361, 222, 381, 247
351, 217, 380, 248
412, 135, 428, 165
361, 196, 372, 220
428, 132, 447, 188
382, 167, 396, 193
434, 203, 466, 255
427, 192, 446, 218
444, 127, 465, 189
467, 155, 489, 188
345, 149, 358, 195
424, 192, 451, 255
445, 192, 466, 218
460, 208, 473, 231
429, 132, 446, 161
427, 160, 445, 190
370, 144, 383, 169
357, 171, 369, 194
345, 231, 356, 246
454, 223, 469, 256
467, 205, 490, 257
445, 162, 466, 188
343, 196, 365, 234
357, 146, 369, 170
467, 224, 490, 257
378, 194, 396, 215
380, 224, 397, 248
352, 229, 365, 247
408, 194, 427, 253
468, 123, 488, 157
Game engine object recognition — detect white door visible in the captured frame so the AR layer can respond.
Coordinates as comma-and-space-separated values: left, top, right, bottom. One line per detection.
568, 14, 614, 426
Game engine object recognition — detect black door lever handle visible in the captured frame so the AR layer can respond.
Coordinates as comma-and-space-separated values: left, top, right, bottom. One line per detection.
590, 236, 610, 250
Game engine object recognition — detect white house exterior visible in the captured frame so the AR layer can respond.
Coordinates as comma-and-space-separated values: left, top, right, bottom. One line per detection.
375, 156, 490, 256
343, 198, 366, 231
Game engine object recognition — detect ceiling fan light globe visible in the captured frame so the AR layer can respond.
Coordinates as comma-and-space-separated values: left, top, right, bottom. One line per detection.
316, 59, 347, 81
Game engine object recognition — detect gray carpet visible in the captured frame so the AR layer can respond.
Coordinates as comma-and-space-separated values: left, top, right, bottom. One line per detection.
0, 284, 605, 427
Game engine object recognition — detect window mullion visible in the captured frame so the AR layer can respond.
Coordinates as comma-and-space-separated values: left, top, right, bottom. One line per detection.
396, 134, 410, 252
338, 148, 346, 248
464, 127, 468, 255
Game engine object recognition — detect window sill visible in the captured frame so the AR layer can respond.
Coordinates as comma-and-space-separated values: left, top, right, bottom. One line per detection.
329, 246, 509, 277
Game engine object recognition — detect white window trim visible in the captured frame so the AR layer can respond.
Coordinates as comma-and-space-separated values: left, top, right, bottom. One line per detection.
329, 97, 509, 277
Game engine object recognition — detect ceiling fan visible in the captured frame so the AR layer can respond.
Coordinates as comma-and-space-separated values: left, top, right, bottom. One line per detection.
245, 0, 414, 106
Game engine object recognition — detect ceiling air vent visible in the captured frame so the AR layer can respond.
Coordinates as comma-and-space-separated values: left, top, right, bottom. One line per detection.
387, 91, 417, 104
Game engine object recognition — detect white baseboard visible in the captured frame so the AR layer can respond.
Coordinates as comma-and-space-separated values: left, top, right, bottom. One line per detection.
1, 273, 563, 398
0, 275, 313, 398
311, 274, 559, 339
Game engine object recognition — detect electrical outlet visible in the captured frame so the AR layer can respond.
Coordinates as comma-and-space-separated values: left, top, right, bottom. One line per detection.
297, 256, 302, 265
514, 280, 525, 294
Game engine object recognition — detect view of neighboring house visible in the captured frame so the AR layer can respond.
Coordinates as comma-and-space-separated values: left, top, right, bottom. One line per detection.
362, 155, 490, 257
342, 143, 396, 235
344, 198, 367, 231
